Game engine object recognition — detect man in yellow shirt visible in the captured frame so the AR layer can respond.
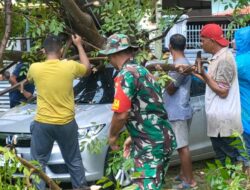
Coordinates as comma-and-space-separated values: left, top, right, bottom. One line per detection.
27, 34, 91, 190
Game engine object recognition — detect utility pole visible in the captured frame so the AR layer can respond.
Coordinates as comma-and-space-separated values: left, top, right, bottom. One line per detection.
25, 19, 30, 51
155, 0, 162, 59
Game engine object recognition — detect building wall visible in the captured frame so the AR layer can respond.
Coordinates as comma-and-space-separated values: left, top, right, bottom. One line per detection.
211, 0, 237, 15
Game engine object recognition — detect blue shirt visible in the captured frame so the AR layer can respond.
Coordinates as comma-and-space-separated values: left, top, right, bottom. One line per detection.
163, 57, 193, 121
9, 62, 35, 108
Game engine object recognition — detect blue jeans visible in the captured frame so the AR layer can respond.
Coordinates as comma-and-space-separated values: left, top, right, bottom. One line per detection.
210, 136, 240, 165
30, 119, 87, 190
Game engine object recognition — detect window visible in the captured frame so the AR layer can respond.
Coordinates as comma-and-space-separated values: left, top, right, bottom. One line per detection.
186, 22, 241, 49
74, 67, 117, 104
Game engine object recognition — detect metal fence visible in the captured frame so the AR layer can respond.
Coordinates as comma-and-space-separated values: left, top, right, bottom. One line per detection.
0, 81, 10, 112
186, 23, 240, 49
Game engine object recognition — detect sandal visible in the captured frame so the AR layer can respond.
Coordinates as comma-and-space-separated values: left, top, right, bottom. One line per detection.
177, 180, 197, 189
174, 175, 183, 182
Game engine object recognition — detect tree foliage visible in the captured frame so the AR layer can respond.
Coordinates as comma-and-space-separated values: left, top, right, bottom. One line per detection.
0, 0, 249, 65
95, 0, 154, 42
214, 0, 250, 37
0, 6, 25, 40
0, 0, 188, 65
0, 147, 39, 190
205, 134, 250, 190
225, 0, 250, 26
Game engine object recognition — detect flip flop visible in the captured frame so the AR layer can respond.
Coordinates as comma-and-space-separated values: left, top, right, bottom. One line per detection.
177, 180, 197, 189
174, 175, 182, 182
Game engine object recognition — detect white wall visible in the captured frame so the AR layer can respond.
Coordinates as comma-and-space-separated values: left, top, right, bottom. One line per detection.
5, 39, 22, 51
211, 0, 237, 15
164, 14, 188, 50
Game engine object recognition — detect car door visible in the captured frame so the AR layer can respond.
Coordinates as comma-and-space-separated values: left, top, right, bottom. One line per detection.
189, 76, 214, 161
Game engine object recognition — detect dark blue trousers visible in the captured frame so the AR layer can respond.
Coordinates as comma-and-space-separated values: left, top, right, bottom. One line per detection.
210, 136, 240, 165
30, 119, 87, 190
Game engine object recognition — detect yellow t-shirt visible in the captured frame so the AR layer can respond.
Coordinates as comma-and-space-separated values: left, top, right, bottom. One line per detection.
27, 59, 87, 125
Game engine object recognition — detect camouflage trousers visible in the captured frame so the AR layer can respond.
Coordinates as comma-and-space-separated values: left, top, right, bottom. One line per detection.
123, 159, 170, 190
124, 121, 176, 190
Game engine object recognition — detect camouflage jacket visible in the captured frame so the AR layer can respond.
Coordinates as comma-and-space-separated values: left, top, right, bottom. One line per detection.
112, 59, 176, 168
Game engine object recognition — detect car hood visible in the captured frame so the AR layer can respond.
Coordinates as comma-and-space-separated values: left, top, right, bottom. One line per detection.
0, 103, 113, 133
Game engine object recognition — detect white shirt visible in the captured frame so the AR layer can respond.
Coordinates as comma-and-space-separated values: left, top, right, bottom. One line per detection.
205, 48, 242, 137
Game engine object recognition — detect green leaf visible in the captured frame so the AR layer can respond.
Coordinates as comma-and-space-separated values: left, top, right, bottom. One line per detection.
215, 159, 223, 167
207, 162, 216, 170
225, 157, 232, 165
102, 181, 114, 189
230, 139, 242, 146
41, 24, 45, 31
220, 168, 230, 180
96, 177, 109, 184
37, 28, 41, 36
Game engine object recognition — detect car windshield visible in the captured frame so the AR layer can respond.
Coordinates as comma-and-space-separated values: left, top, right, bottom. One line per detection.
30, 66, 205, 105
74, 67, 117, 104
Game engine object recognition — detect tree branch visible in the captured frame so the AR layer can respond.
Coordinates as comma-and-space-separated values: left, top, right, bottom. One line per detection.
60, 0, 105, 49
16, 155, 61, 190
64, 27, 101, 51
0, 0, 12, 66
62, 38, 73, 59
0, 149, 61, 190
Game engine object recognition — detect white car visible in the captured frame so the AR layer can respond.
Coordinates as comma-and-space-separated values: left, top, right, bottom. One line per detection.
0, 55, 214, 183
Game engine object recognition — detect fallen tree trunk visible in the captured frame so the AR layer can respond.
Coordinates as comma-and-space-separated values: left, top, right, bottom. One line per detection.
60, 0, 105, 49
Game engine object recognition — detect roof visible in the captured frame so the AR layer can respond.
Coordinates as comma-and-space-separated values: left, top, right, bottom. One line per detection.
214, 6, 250, 16
0, 2, 46, 9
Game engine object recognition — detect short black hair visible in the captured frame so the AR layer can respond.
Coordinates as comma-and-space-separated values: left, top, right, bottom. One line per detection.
43, 34, 63, 54
169, 34, 186, 51
3, 71, 10, 80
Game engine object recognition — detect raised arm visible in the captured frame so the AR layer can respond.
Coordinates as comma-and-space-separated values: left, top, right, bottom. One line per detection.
72, 34, 91, 76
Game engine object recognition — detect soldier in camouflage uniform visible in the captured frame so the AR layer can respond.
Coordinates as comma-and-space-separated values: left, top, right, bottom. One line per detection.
99, 34, 176, 190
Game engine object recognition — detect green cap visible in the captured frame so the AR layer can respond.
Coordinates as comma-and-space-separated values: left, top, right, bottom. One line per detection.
99, 34, 138, 55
